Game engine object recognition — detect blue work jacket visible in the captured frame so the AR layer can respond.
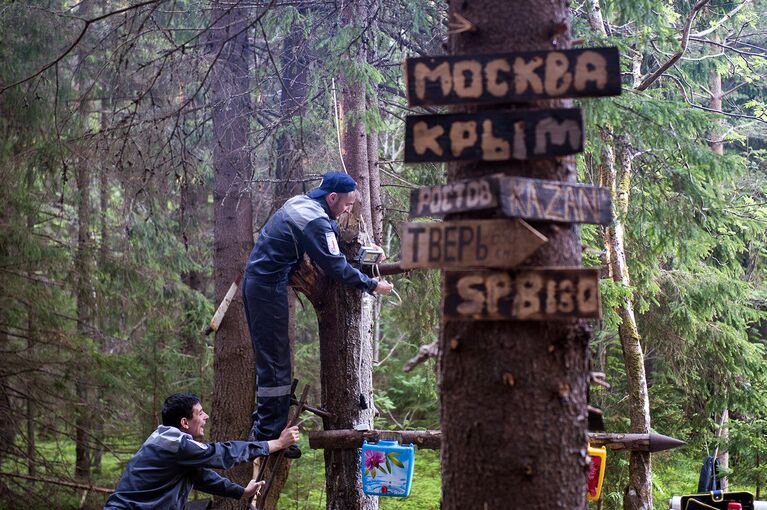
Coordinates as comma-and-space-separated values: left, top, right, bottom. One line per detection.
104, 426, 269, 509
244, 194, 377, 293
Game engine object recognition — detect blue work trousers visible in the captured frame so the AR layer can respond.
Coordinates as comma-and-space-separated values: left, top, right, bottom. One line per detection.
242, 276, 292, 441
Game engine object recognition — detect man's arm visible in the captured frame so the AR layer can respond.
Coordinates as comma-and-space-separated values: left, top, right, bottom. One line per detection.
299, 218, 379, 293
176, 438, 269, 469
176, 425, 299, 469
190, 468, 246, 499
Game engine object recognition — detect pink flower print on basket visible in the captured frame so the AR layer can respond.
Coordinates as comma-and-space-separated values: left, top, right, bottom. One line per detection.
365, 449, 386, 472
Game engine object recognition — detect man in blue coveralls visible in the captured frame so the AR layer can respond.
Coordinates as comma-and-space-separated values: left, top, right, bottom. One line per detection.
104, 392, 299, 509
243, 172, 394, 458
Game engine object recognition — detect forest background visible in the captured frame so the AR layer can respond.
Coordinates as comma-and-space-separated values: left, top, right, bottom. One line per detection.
0, 0, 766, 509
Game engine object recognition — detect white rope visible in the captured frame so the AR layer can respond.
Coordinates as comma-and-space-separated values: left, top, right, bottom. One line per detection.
330, 78, 349, 175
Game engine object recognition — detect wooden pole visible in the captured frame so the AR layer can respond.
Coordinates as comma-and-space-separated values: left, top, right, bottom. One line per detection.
307, 430, 685, 453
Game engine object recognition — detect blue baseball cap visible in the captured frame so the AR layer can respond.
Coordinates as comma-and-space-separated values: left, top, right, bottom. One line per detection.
307, 172, 357, 198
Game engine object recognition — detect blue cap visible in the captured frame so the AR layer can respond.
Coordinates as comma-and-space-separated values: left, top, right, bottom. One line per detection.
307, 172, 357, 198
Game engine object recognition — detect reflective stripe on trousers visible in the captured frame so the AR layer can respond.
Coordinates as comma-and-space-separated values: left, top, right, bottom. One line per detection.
243, 276, 292, 441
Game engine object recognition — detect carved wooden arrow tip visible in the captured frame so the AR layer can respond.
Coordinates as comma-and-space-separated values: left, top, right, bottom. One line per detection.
649, 431, 687, 453
448, 12, 477, 34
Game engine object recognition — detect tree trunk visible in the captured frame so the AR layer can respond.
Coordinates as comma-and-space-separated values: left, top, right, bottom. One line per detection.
73, 0, 96, 482
709, 47, 728, 491
310, 5, 378, 509
588, 2, 654, 506
74, 151, 95, 481
439, 2, 591, 508
25, 167, 37, 478
316, 279, 376, 510
260, 13, 311, 509
601, 137, 653, 510
209, 2, 256, 508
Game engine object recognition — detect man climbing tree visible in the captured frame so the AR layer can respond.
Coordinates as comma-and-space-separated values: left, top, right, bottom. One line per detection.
242, 172, 393, 458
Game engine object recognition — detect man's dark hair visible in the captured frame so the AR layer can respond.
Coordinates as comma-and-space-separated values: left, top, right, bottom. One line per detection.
161, 392, 200, 428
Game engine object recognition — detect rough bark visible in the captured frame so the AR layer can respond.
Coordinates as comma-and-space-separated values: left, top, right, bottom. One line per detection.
260, 13, 311, 508
316, 279, 376, 510
439, 2, 591, 509
587, 1, 654, 506
709, 58, 729, 490
74, 149, 95, 481
601, 137, 653, 510
301, 5, 378, 509
209, 2, 256, 508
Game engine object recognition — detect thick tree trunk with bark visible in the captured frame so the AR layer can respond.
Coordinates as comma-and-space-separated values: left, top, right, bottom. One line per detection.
315, 271, 376, 510
74, 156, 95, 481
601, 138, 653, 510
300, 5, 379, 508
209, 3, 255, 508
439, 2, 591, 508
259, 14, 311, 509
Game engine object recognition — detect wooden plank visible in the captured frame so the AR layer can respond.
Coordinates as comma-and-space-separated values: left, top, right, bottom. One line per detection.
400, 219, 547, 269
443, 268, 601, 321
499, 176, 613, 224
405, 47, 621, 106
404, 109, 583, 163
408, 175, 501, 217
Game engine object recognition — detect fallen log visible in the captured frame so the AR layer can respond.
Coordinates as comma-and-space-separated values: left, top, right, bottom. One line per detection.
308, 430, 685, 453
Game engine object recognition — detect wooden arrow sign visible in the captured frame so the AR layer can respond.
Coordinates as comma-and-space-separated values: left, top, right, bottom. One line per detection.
405, 47, 621, 106
499, 176, 613, 224
443, 267, 601, 321
400, 219, 547, 269
404, 109, 583, 163
408, 175, 501, 217
409, 175, 612, 225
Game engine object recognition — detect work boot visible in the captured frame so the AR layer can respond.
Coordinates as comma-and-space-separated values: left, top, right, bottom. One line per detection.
283, 444, 302, 459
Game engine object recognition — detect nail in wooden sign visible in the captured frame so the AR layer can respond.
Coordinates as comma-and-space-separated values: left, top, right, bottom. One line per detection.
443, 268, 601, 321
400, 219, 547, 269
405, 47, 621, 106
499, 176, 612, 224
404, 109, 583, 163
408, 175, 501, 217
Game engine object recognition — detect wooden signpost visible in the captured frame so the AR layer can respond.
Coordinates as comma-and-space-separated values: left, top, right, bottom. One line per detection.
404, 109, 583, 163
499, 176, 612, 224
408, 175, 612, 225
408, 175, 501, 217
400, 219, 547, 269
442, 268, 601, 321
405, 47, 621, 106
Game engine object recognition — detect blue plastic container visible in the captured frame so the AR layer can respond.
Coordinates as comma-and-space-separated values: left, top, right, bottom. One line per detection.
361, 439, 415, 497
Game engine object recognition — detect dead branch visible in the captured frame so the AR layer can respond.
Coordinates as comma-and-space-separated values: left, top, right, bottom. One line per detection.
403, 341, 438, 372
636, 0, 710, 91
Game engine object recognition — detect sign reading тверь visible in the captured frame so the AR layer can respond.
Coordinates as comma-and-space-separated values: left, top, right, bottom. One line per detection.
405, 47, 620, 106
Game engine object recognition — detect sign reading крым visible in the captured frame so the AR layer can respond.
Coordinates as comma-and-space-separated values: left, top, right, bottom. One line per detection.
404, 109, 583, 163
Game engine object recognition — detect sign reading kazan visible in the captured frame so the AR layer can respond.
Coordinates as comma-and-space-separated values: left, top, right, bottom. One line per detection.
499, 176, 612, 224
409, 175, 612, 225
404, 109, 583, 163
405, 47, 621, 106
443, 268, 601, 321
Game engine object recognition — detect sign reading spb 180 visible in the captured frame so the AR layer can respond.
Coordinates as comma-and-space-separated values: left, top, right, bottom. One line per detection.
443, 268, 601, 321
405, 47, 620, 106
